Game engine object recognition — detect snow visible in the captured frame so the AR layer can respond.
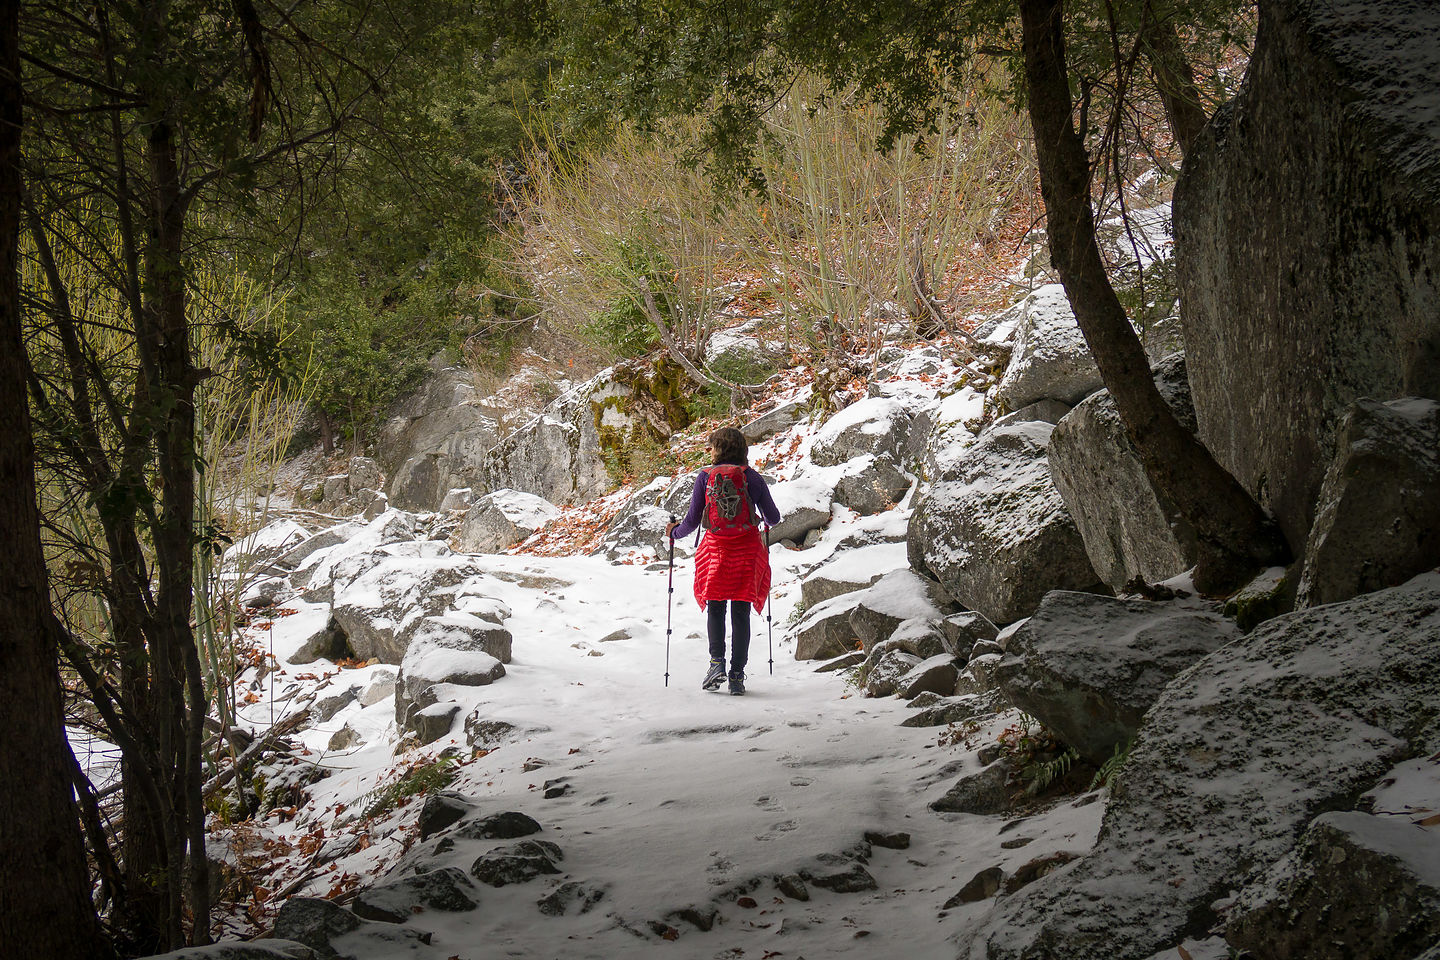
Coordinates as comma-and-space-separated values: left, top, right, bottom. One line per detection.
209, 504, 1104, 958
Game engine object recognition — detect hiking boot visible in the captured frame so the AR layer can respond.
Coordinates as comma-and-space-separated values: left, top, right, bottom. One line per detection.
702, 659, 726, 691
728, 672, 746, 696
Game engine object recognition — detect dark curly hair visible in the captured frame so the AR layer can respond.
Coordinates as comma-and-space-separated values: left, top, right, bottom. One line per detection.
707, 426, 748, 466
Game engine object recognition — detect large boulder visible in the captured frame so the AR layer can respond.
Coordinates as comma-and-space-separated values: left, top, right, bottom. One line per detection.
765, 475, 833, 544
909, 421, 1100, 625
1174, 0, 1440, 552
479, 367, 669, 507
377, 358, 502, 512
798, 540, 908, 607
965, 571, 1440, 960
328, 549, 504, 663
992, 284, 1105, 411
830, 454, 912, 516
1227, 810, 1440, 960
596, 475, 698, 562
847, 568, 957, 651
394, 615, 512, 737
810, 396, 918, 467
479, 414, 604, 507
793, 590, 866, 661
994, 591, 1241, 763
455, 489, 560, 554
1048, 354, 1201, 590
1295, 397, 1440, 608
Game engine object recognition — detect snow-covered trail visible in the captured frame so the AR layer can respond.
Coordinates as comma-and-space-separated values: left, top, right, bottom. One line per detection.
242, 545, 1101, 960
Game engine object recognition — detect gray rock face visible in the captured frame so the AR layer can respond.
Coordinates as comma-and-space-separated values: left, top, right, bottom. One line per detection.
272, 898, 360, 960
930, 761, 1014, 815
798, 540, 907, 608
1174, 0, 1440, 551
377, 358, 502, 512
1296, 397, 1440, 608
742, 399, 808, 442
478, 371, 629, 507
346, 457, 382, 495
994, 591, 1240, 763
351, 867, 479, 923
793, 591, 866, 661
992, 285, 1104, 411
1048, 354, 1201, 590
395, 616, 511, 736
470, 839, 563, 887
1227, 811, 1440, 960
389, 453, 449, 513
830, 454, 912, 516
862, 644, 922, 697
455, 489, 560, 554
810, 397, 918, 467
908, 421, 1099, 625
848, 568, 958, 651
967, 571, 1440, 960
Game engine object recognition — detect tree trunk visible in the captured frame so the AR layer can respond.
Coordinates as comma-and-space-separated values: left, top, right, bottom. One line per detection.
1142, 0, 1208, 157
1018, 0, 1288, 592
0, 0, 111, 953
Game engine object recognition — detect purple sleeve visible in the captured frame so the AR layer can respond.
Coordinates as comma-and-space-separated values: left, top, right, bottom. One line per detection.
670, 470, 709, 539
747, 468, 782, 526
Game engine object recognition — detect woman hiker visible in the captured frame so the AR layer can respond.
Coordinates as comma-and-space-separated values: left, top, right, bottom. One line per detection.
666, 426, 782, 696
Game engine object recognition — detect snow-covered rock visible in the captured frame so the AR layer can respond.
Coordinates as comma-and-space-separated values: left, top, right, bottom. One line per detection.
1296, 397, 1440, 609
765, 475, 833, 544
598, 475, 698, 561
741, 398, 808, 443
847, 568, 958, 652
395, 617, 511, 742
908, 421, 1099, 625
798, 540, 907, 607
328, 548, 496, 663
830, 454, 911, 516
1226, 810, 1440, 960
896, 654, 961, 700
455, 489, 560, 554
810, 396, 919, 467
992, 284, 1104, 411
1048, 353, 1200, 590
351, 866, 479, 922
862, 644, 922, 697
967, 571, 1440, 960
994, 591, 1240, 762
793, 591, 866, 661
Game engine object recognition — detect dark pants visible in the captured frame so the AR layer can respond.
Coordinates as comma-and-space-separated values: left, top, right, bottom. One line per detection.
706, 600, 751, 675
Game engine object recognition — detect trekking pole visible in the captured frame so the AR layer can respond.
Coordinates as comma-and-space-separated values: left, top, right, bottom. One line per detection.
765, 523, 774, 676
665, 515, 675, 687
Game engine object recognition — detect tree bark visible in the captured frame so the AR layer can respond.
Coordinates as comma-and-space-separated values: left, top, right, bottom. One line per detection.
1019, 0, 1288, 592
0, 0, 111, 953
1141, 0, 1208, 157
